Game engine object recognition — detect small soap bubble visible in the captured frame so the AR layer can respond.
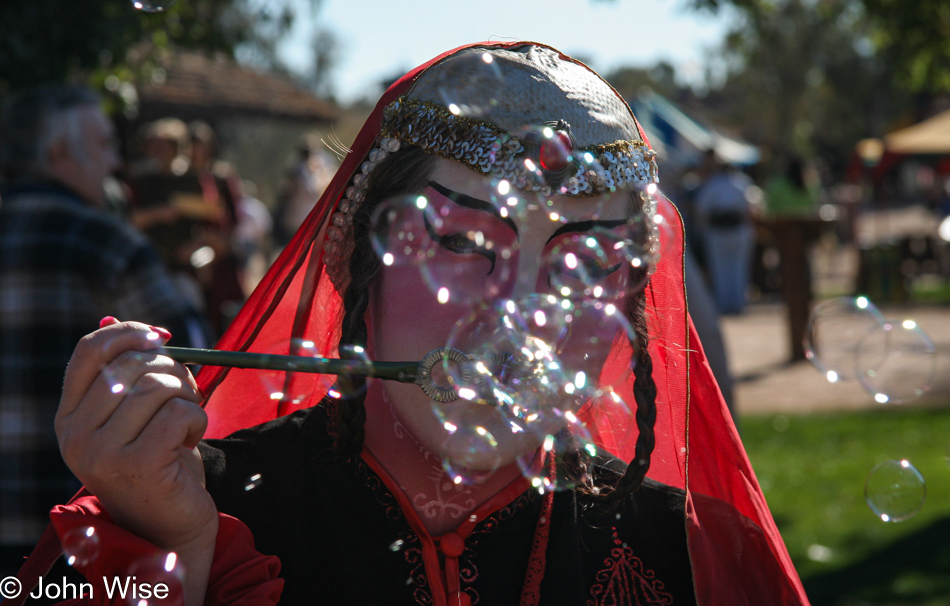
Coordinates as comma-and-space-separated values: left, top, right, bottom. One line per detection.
647, 194, 675, 261
253, 337, 333, 411
517, 421, 597, 491
127, 552, 184, 604
772, 415, 790, 432
62, 525, 100, 568
855, 319, 936, 404
437, 422, 505, 486
435, 49, 505, 120
512, 294, 571, 352
807, 544, 834, 563
244, 473, 263, 491
336, 344, 372, 398
865, 459, 925, 522
553, 298, 636, 389
131, 0, 178, 12
370, 195, 438, 268
804, 296, 886, 382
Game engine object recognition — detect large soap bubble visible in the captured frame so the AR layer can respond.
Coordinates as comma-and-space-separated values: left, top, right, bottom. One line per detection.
865, 459, 926, 522
856, 318, 936, 404
804, 296, 886, 382
370, 194, 438, 268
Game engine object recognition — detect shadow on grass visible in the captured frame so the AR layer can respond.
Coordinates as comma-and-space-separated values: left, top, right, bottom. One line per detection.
804, 516, 950, 605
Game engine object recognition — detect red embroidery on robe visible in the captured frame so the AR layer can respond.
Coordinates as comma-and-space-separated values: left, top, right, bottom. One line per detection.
356, 458, 432, 605
587, 529, 674, 606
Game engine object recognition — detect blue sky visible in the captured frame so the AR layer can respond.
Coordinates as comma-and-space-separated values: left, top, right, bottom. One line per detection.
277, 0, 733, 103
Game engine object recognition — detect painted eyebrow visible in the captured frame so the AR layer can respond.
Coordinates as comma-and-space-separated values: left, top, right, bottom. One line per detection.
426, 181, 518, 235
546, 219, 629, 243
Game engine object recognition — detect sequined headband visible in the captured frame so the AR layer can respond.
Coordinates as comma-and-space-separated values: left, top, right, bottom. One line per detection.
323, 96, 661, 291
381, 97, 658, 197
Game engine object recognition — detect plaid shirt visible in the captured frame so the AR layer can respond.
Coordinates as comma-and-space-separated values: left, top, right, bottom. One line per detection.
0, 182, 205, 548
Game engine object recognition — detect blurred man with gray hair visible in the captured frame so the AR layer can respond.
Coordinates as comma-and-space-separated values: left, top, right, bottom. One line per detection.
0, 85, 208, 576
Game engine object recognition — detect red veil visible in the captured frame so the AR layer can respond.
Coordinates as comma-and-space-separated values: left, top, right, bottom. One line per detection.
196, 42, 809, 604
14, 42, 808, 605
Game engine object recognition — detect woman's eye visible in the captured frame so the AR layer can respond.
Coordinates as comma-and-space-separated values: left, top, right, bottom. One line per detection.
574, 258, 623, 279
440, 233, 480, 253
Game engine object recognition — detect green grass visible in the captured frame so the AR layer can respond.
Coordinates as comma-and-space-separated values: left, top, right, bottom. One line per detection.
740, 407, 950, 606
909, 278, 950, 306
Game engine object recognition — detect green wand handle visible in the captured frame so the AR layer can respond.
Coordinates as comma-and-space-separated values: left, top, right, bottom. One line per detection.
161, 346, 421, 383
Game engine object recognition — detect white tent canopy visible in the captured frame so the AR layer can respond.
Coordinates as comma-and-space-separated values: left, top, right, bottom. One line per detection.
884, 108, 950, 154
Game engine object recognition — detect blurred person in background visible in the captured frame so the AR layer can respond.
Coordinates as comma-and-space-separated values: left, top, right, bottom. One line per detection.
694, 149, 756, 315
186, 121, 246, 329
0, 85, 207, 576
273, 137, 336, 248
231, 179, 273, 295
126, 118, 243, 336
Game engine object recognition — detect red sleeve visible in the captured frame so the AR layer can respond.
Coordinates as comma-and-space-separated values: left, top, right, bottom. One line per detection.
205, 516, 283, 605
26, 495, 283, 605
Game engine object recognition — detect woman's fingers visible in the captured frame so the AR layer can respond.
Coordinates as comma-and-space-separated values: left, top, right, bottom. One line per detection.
96, 370, 203, 447
56, 319, 204, 484
137, 396, 209, 454
59, 321, 167, 418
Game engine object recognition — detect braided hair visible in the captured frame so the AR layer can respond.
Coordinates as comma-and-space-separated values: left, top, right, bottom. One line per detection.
550, 258, 658, 506
589, 274, 658, 507
333, 147, 436, 456
332, 148, 659, 500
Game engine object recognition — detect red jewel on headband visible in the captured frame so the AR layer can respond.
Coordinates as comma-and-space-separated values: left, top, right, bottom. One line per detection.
539, 130, 573, 173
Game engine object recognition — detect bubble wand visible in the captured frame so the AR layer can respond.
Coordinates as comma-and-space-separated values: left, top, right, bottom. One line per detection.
161, 345, 473, 402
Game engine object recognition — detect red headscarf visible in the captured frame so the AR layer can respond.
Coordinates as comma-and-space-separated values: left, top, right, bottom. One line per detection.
195, 41, 809, 604
12, 42, 807, 606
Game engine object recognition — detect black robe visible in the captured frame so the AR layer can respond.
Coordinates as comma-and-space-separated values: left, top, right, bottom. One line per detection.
199, 405, 697, 605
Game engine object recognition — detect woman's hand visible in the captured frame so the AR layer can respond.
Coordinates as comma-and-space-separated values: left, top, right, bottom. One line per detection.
55, 318, 217, 604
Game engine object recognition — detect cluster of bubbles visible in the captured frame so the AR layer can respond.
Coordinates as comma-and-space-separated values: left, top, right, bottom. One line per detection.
366, 91, 668, 489
804, 295, 938, 523
805, 295, 936, 404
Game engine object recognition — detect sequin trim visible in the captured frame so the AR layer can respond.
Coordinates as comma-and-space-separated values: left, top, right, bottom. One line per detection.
323, 96, 662, 292
380, 97, 659, 197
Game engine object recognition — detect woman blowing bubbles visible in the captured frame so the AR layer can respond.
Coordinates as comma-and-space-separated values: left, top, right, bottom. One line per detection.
18, 43, 809, 605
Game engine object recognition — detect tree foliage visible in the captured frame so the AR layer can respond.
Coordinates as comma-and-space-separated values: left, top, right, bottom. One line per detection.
605, 61, 681, 102
687, 0, 950, 92
0, 0, 314, 98
710, 1, 903, 167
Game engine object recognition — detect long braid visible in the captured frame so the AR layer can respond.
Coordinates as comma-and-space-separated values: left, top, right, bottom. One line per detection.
575, 262, 658, 507
602, 281, 659, 505
332, 146, 436, 456
332, 272, 375, 456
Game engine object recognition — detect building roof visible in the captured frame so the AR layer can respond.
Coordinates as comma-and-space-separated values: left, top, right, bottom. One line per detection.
136, 51, 337, 124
